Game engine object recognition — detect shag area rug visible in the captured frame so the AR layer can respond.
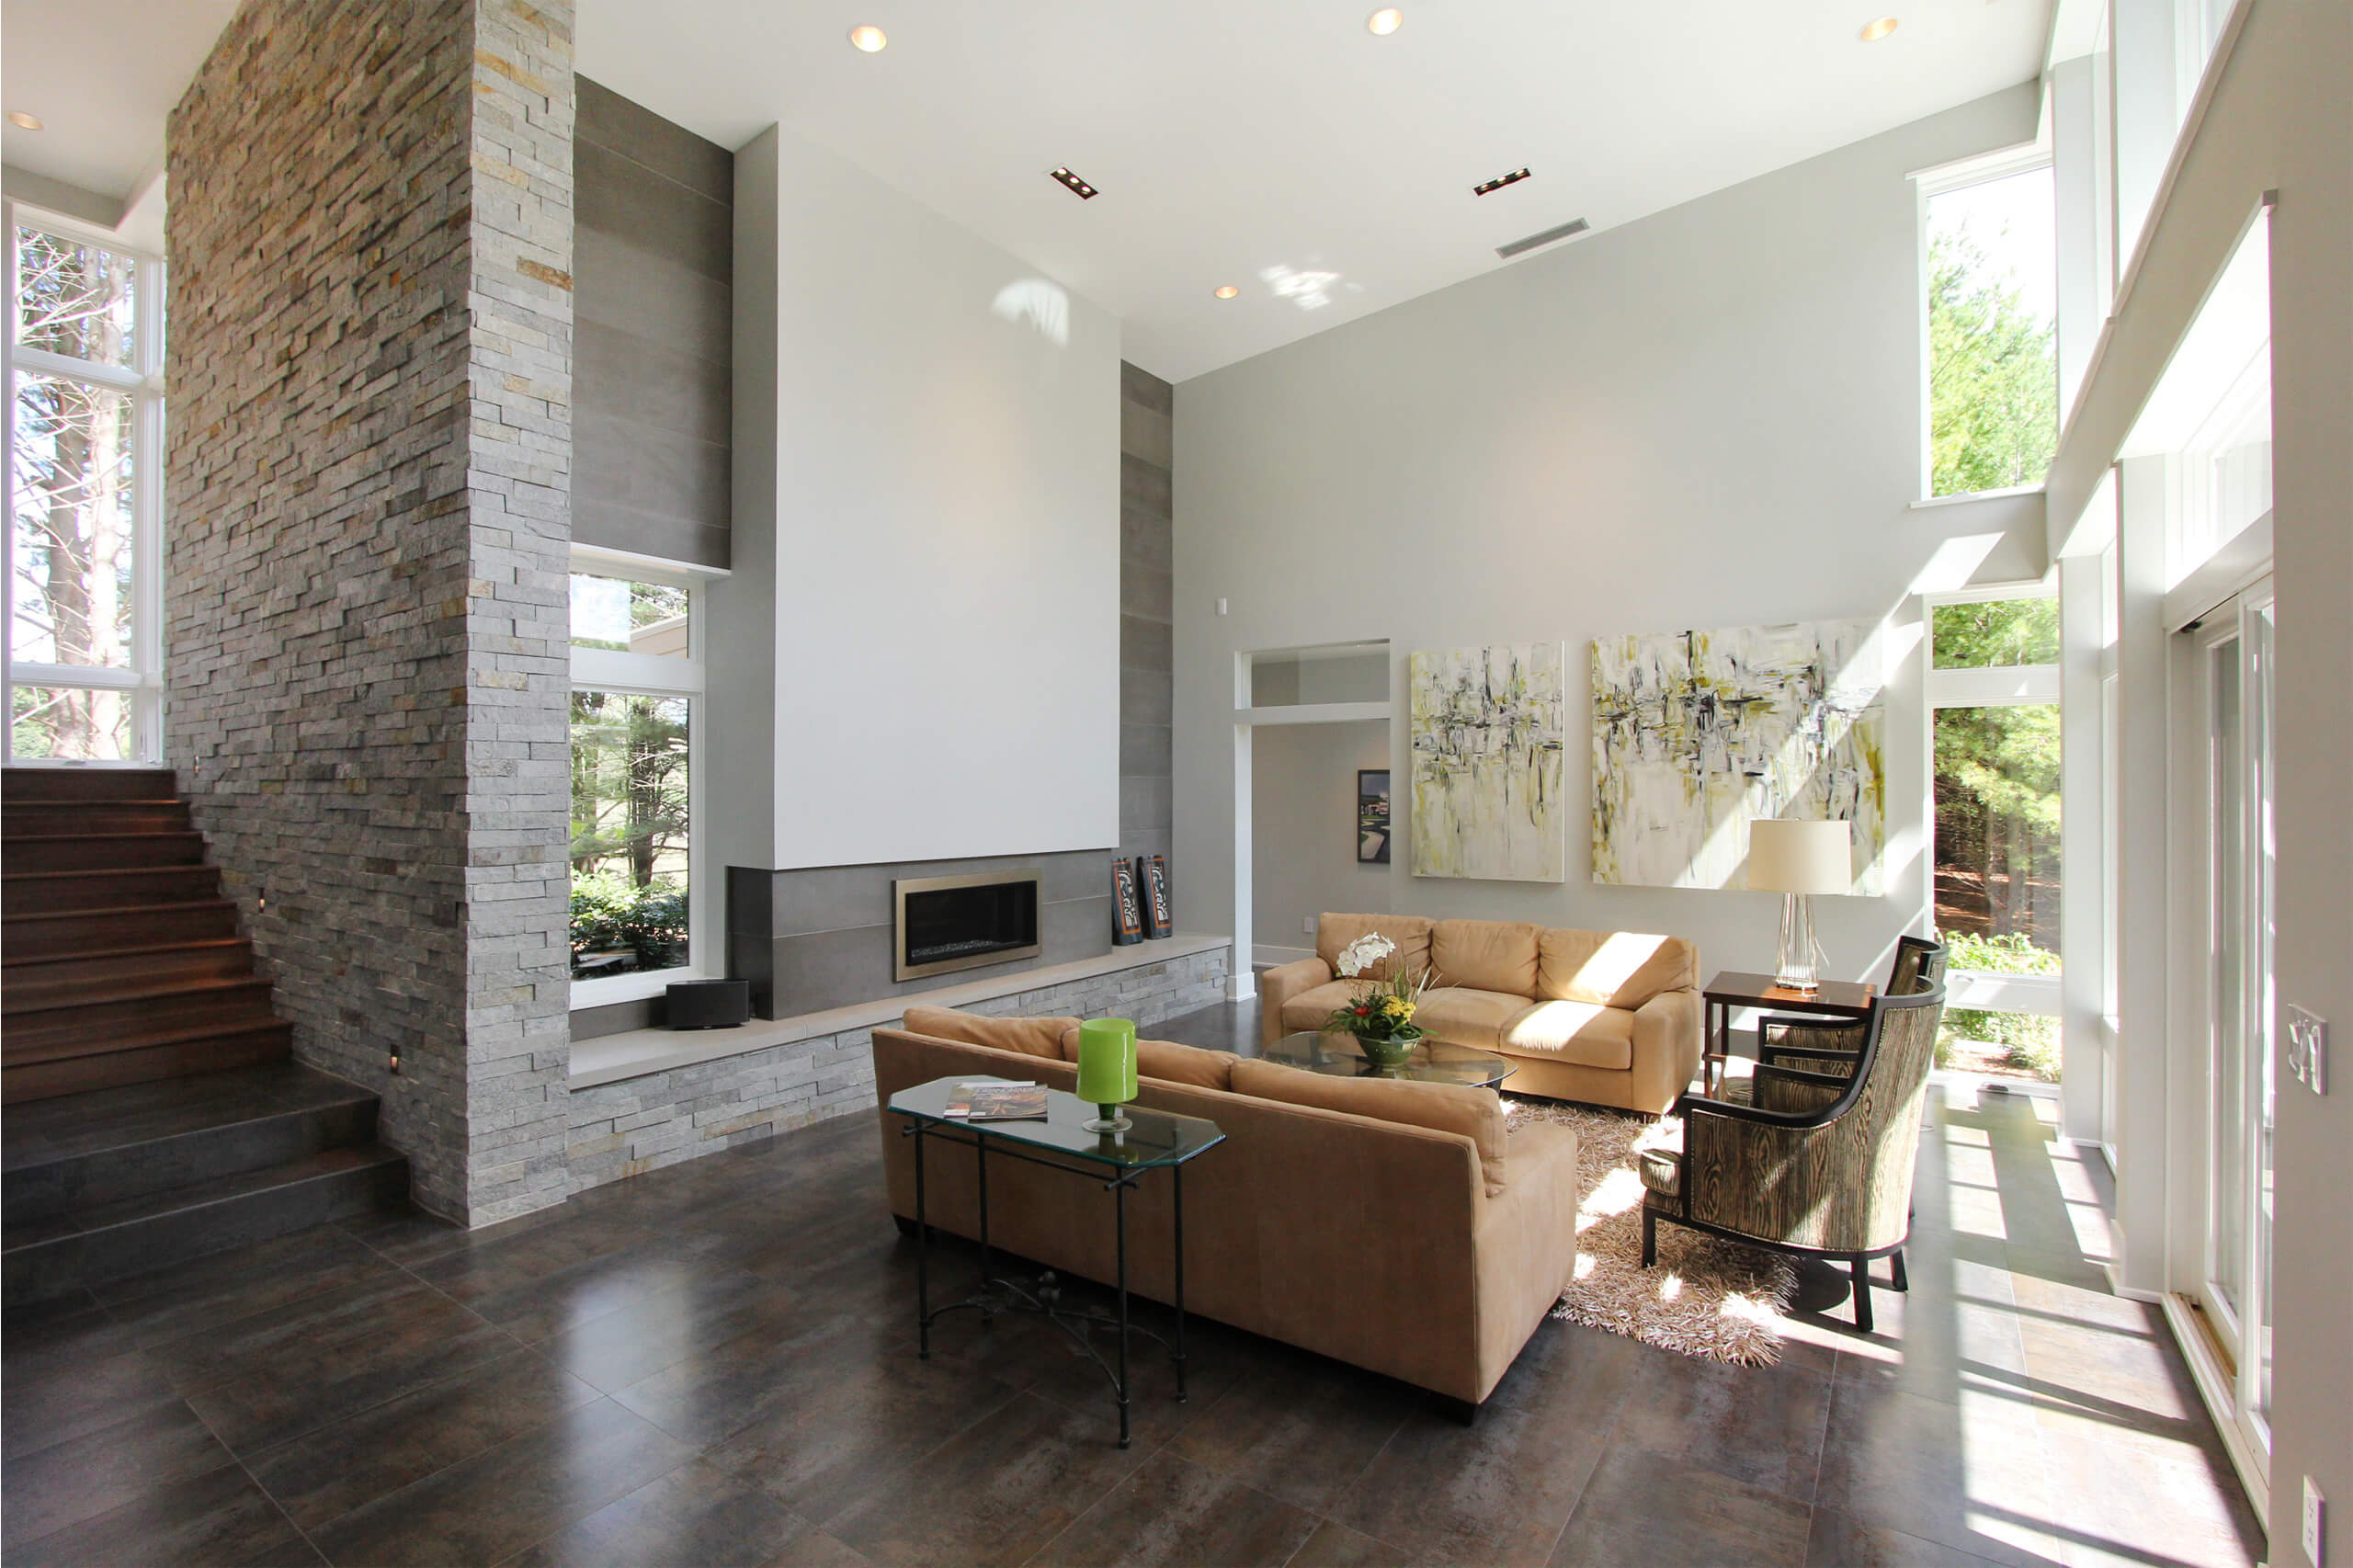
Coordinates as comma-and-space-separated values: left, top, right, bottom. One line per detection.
1505, 1096, 1798, 1365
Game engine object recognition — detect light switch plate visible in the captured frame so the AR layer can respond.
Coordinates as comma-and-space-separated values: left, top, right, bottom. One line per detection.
2289, 1006, 2328, 1095
2304, 1474, 2325, 1567
1302, 916, 1315, 935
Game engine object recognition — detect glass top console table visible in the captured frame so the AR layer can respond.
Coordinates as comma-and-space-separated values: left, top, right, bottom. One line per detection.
887, 1075, 1225, 1449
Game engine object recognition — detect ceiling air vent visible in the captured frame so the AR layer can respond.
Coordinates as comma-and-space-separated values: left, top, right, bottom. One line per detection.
1048, 166, 1098, 199
1472, 167, 1531, 197
1495, 217, 1590, 259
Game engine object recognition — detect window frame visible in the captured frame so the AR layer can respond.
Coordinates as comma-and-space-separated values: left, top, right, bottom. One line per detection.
4, 201, 167, 765
1912, 144, 2060, 505
1923, 581, 2064, 1024
567, 542, 716, 1010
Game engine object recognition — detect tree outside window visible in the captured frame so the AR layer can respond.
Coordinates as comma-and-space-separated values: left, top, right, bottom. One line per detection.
1931, 597, 2063, 1080
1927, 166, 2059, 498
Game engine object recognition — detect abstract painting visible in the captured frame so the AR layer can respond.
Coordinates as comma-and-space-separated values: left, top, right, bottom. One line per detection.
1410, 644, 1566, 881
1590, 620, 1885, 893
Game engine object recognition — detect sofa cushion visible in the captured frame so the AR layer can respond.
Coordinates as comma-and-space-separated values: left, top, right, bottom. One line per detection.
1316, 914, 1435, 982
1412, 987, 1534, 1051
1055, 1028, 1237, 1092
1499, 1000, 1637, 1071
1430, 920, 1541, 996
1278, 979, 1369, 1035
902, 1006, 1079, 1061
1535, 929, 1697, 1008
1230, 1057, 1507, 1196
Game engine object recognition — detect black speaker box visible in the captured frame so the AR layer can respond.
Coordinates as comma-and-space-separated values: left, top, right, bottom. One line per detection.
666, 978, 751, 1030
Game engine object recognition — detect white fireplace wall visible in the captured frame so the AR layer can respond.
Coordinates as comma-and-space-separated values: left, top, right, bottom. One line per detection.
713, 122, 1121, 877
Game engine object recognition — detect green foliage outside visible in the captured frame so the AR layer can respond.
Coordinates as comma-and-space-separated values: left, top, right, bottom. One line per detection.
570, 870, 688, 975
1928, 228, 2058, 497
569, 687, 689, 977
1933, 597, 2059, 668
1931, 931, 2062, 1081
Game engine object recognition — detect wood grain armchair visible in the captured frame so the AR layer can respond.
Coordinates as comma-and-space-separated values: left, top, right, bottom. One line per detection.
1641, 983, 1947, 1330
1755, 934, 1947, 1079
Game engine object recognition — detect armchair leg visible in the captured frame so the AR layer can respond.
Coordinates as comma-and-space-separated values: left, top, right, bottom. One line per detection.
1849, 1256, 1873, 1333
1890, 1248, 1908, 1293
1642, 1207, 1658, 1267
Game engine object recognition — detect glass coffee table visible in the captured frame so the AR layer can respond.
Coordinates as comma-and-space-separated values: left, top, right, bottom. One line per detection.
1245, 1030, 1516, 1088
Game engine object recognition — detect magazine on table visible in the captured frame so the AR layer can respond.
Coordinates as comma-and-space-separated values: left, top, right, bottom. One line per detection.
944, 1079, 1049, 1121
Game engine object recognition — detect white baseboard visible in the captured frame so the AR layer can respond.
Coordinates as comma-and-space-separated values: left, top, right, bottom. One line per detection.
1225, 971, 1257, 1002
1253, 943, 1315, 968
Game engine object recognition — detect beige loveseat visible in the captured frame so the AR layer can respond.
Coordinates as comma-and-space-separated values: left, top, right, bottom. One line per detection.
1260, 914, 1703, 1115
872, 1005, 1579, 1409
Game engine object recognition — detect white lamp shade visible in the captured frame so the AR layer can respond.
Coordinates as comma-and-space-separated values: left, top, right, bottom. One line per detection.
1746, 818, 1852, 895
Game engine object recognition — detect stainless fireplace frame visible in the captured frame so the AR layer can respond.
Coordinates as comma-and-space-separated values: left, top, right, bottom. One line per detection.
892, 869, 1043, 982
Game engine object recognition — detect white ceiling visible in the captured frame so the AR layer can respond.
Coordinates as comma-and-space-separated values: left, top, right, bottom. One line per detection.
579, 0, 2052, 381
0, 1, 2052, 381
1, 0, 241, 210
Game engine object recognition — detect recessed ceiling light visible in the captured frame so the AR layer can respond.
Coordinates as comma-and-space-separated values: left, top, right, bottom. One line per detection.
6, 111, 42, 131
848, 24, 888, 52
1367, 7, 1404, 36
1048, 166, 1098, 199
1472, 167, 1532, 198
1213, 285, 1239, 300
1859, 17, 1898, 41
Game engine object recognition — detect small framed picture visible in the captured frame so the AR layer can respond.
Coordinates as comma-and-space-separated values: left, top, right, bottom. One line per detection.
1358, 769, 1392, 864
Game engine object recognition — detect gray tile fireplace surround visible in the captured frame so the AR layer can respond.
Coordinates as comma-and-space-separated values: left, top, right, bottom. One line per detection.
729, 848, 1115, 1021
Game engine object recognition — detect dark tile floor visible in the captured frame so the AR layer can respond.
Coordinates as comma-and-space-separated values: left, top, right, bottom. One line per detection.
2, 1002, 2266, 1567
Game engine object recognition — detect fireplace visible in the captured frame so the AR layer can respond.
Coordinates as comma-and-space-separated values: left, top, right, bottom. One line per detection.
894, 869, 1042, 982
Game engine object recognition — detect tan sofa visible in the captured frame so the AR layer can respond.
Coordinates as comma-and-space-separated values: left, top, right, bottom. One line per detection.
1260, 914, 1703, 1115
871, 1005, 1580, 1408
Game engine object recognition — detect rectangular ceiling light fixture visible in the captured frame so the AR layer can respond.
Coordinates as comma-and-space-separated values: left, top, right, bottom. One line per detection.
1495, 216, 1590, 258
1049, 166, 1098, 199
1472, 166, 1532, 197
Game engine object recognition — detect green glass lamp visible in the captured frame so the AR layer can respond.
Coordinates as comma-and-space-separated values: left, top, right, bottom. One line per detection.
1075, 1017, 1139, 1132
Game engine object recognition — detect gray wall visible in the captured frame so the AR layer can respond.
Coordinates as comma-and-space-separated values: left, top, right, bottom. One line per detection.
573, 78, 731, 568
1252, 720, 1391, 963
166, 0, 575, 1225
1120, 362, 1175, 872
1173, 84, 2047, 993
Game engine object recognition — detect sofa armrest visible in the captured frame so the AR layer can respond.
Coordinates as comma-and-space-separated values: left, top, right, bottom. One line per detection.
1469, 1119, 1582, 1403
1256, 956, 1334, 1045
1628, 987, 1703, 1110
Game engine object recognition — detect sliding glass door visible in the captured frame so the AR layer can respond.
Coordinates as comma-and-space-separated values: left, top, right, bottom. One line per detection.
2187, 579, 2276, 1460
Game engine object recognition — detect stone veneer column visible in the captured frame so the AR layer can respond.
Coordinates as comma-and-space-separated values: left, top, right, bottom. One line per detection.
165, 0, 575, 1223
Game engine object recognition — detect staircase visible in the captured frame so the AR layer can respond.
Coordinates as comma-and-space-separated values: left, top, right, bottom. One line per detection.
4, 767, 292, 1102
2, 767, 410, 1306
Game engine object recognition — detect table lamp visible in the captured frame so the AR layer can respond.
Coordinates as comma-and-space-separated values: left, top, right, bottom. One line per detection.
1075, 1017, 1139, 1132
1746, 818, 1851, 994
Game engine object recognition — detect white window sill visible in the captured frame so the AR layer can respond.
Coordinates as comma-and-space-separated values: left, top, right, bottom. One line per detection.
1909, 484, 2047, 511
571, 967, 708, 1010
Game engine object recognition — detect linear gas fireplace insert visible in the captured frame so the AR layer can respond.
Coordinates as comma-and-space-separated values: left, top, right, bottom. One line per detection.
893, 869, 1042, 982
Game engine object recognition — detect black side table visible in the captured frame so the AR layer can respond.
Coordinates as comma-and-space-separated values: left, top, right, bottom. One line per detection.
1699, 970, 1876, 1097
888, 1076, 1225, 1449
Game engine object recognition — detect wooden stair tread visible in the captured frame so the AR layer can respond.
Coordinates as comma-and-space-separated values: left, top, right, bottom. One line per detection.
2, 830, 204, 844
4, 936, 251, 971
3, 898, 239, 926
4, 865, 214, 884
4, 974, 274, 1018
4, 1016, 291, 1068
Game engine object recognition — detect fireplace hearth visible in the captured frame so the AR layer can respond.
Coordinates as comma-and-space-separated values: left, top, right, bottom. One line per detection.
894, 869, 1042, 981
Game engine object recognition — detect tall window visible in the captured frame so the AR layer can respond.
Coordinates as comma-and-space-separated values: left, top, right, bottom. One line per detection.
568, 551, 705, 1003
1927, 590, 2063, 1080
6, 210, 165, 761
1924, 162, 2059, 498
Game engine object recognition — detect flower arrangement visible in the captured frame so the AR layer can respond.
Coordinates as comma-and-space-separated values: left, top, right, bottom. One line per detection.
1322, 933, 1438, 1057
